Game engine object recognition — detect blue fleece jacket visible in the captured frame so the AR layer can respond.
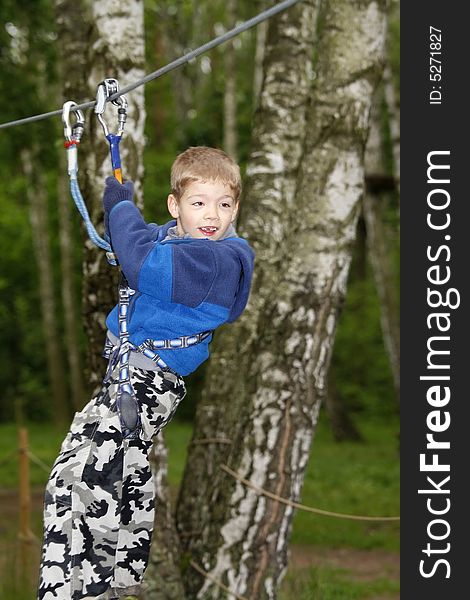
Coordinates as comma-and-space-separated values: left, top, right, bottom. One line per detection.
104, 200, 255, 376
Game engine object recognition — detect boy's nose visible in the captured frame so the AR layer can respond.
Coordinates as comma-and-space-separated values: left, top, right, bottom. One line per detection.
204, 210, 219, 221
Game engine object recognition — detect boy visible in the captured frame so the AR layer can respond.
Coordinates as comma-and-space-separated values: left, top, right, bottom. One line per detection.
38, 146, 254, 600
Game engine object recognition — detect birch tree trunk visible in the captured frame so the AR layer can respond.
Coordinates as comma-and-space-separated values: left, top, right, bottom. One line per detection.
223, 0, 238, 160
158, 3, 191, 141
363, 89, 400, 397
383, 62, 400, 194
176, 0, 320, 596
54, 0, 93, 406
56, 2, 187, 594
156, 0, 203, 147
384, 0, 400, 195
79, 0, 147, 390
176, 0, 386, 598
252, 0, 268, 110
22, 150, 69, 426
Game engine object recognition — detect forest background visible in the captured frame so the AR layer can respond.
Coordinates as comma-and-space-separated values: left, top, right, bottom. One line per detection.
0, 0, 400, 598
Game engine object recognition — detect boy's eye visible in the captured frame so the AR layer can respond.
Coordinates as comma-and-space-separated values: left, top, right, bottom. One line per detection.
192, 201, 204, 206
221, 202, 232, 208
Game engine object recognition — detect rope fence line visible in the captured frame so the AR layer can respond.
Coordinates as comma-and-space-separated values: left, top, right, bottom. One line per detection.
221, 464, 400, 522
0, 450, 52, 473
27, 451, 52, 474
2, 451, 400, 521
0, 0, 301, 131
190, 560, 249, 600
18, 529, 41, 545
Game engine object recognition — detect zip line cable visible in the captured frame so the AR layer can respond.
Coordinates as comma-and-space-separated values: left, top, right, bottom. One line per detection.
0, 0, 301, 131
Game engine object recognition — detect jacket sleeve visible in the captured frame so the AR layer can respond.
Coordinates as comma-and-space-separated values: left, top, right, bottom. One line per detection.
107, 201, 161, 289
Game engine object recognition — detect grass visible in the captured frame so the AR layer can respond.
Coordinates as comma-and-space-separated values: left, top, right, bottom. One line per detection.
0, 412, 399, 599
290, 416, 400, 551
280, 565, 400, 600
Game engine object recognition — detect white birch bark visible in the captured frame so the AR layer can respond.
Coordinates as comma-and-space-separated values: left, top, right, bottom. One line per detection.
176, 1, 320, 597
177, 0, 387, 598
78, 0, 146, 388
384, 0, 400, 194
56, 4, 185, 595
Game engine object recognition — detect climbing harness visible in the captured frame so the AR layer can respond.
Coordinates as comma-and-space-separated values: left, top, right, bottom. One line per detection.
94, 79, 141, 439
103, 330, 213, 372
62, 83, 140, 438
62, 82, 213, 440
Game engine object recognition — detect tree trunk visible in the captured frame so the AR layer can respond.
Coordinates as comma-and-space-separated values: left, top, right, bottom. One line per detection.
325, 368, 363, 442
383, 62, 400, 193
252, 1, 268, 110
142, 433, 187, 600
21, 149, 69, 426
223, 0, 238, 160
363, 88, 400, 398
176, 0, 320, 595
57, 151, 87, 411
177, 0, 386, 598
79, 0, 147, 390
156, 0, 200, 147
56, 2, 185, 594
384, 0, 400, 195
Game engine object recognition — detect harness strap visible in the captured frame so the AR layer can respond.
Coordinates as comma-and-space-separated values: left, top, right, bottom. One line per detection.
144, 330, 212, 350
103, 325, 213, 373
114, 278, 141, 438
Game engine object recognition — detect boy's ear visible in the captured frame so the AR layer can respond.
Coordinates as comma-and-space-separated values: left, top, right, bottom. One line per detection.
231, 201, 240, 222
167, 194, 179, 219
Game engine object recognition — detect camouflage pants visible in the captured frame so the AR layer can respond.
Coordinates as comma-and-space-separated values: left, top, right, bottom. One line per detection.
37, 365, 186, 600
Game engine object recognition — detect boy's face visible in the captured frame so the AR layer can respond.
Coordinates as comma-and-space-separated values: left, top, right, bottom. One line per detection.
167, 179, 239, 241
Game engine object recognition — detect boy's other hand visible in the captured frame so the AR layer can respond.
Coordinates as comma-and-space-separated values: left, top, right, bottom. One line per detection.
102, 176, 134, 213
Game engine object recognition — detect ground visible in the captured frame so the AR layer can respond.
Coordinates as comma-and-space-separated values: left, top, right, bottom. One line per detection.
290, 544, 399, 582
1, 488, 399, 599
288, 544, 399, 599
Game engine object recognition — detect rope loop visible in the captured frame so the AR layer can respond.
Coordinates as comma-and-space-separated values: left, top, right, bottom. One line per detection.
221, 464, 400, 522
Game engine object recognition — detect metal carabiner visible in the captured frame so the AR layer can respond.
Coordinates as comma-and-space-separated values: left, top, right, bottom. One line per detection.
95, 78, 128, 137
62, 101, 85, 144
62, 101, 85, 177
95, 79, 128, 182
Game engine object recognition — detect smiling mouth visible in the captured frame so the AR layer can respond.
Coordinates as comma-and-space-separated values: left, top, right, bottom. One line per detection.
199, 226, 219, 236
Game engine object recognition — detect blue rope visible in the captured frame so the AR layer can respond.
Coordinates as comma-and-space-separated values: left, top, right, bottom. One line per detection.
69, 174, 112, 252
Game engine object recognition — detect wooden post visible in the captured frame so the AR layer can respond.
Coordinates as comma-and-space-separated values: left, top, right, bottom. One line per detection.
18, 427, 32, 582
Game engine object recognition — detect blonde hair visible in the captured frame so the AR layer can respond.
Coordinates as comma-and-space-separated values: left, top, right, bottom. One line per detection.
171, 146, 241, 202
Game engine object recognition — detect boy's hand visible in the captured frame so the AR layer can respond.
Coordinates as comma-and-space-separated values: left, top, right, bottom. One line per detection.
102, 176, 134, 213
